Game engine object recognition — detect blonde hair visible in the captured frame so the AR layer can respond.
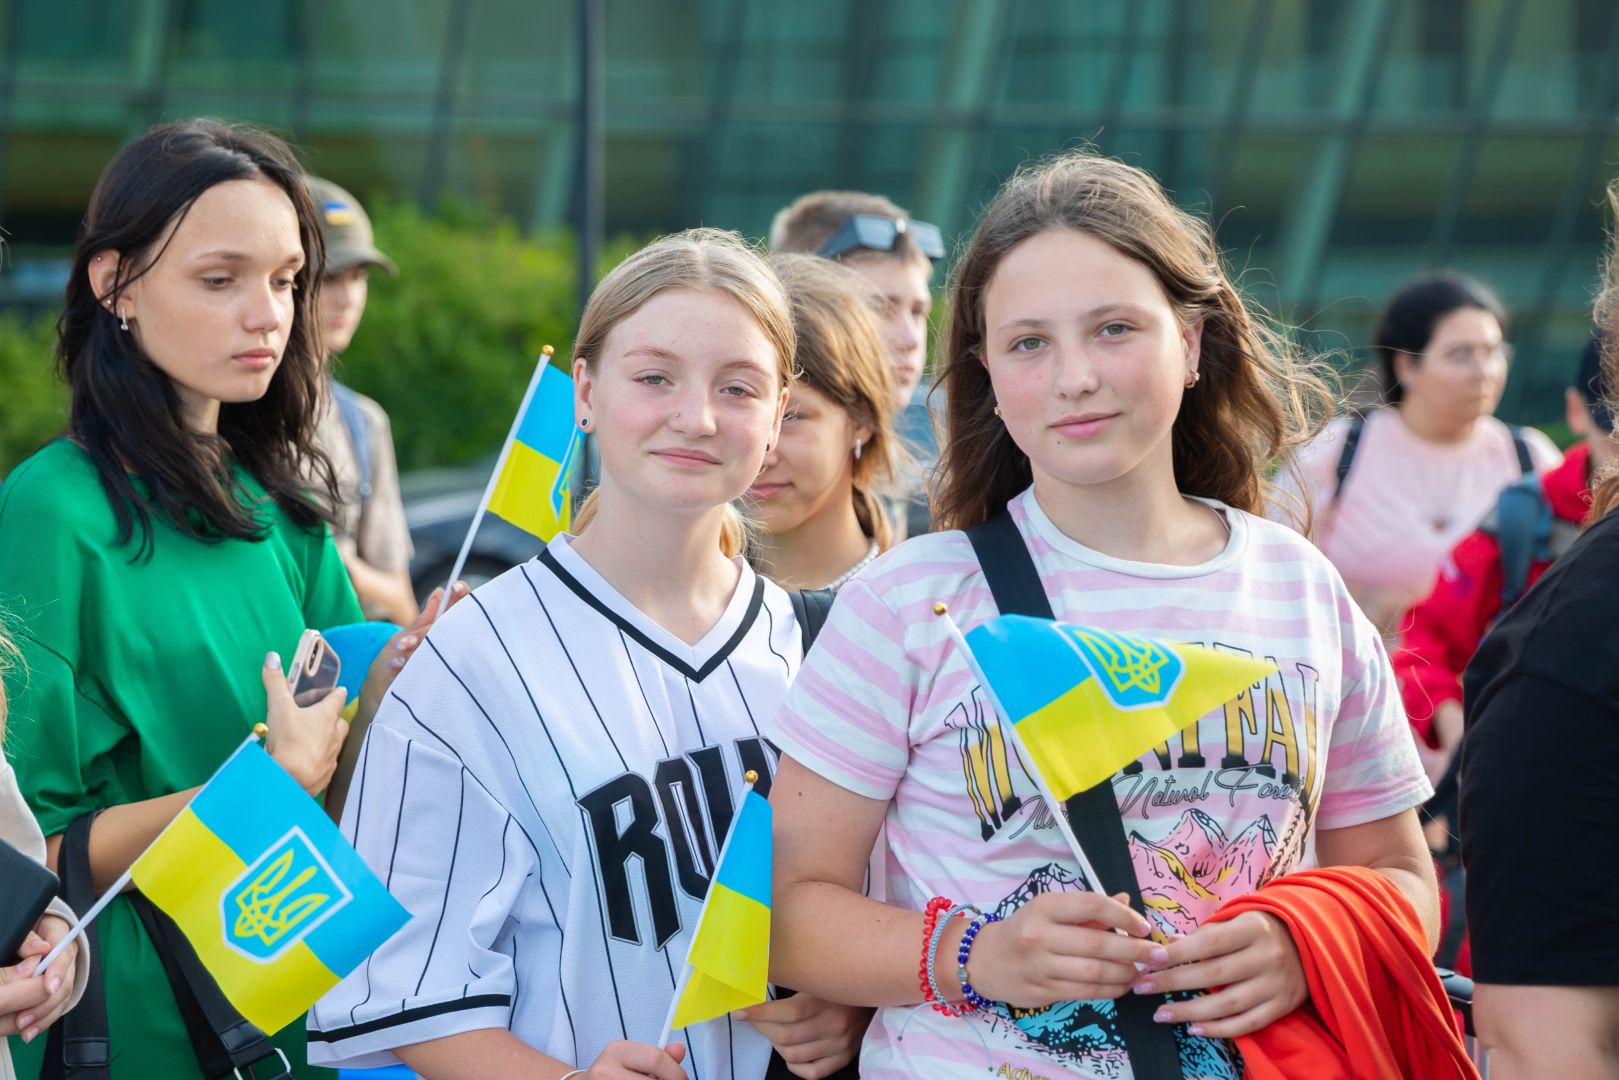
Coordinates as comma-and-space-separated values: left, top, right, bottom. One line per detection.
571, 228, 796, 557
770, 190, 930, 269
770, 254, 906, 550
934, 148, 1333, 530
1591, 179, 1619, 521
0, 625, 17, 743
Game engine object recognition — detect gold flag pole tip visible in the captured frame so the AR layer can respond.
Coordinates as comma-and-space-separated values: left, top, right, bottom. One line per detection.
933, 602, 949, 616
743, 770, 759, 785
541, 344, 555, 357
252, 723, 269, 740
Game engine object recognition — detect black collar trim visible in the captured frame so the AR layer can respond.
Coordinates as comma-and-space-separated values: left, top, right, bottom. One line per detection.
536, 548, 764, 682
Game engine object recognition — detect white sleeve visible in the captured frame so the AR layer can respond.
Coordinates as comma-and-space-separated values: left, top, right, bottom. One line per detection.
308, 722, 538, 1068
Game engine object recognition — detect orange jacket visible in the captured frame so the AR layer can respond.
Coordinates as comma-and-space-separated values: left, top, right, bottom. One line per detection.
1207, 867, 1477, 1080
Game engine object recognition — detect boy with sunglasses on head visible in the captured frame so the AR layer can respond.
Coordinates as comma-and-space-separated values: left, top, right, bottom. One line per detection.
772, 191, 943, 538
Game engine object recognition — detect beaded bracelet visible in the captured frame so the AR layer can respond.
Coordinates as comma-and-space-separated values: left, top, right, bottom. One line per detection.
924, 903, 981, 1017
916, 897, 954, 1004
956, 911, 1002, 1012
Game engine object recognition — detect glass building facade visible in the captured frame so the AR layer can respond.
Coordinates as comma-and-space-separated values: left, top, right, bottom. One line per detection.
3, 0, 1618, 421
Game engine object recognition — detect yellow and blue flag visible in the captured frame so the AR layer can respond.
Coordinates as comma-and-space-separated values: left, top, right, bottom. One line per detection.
130, 740, 410, 1034
486, 361, 580, 540
669, 789, 772, 1029
965, 615, 1277, 799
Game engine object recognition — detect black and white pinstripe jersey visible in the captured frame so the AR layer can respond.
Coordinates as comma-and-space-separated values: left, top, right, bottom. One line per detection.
307, 535, 803, 1077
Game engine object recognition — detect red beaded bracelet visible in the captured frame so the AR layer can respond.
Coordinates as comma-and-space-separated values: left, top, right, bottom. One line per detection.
917, 896, 953, 1003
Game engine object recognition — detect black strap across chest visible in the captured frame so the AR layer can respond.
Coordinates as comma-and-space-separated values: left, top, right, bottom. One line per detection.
965, 512, 1183, 1080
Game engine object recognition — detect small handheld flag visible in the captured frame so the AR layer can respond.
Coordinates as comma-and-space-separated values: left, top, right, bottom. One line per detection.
964, 614, 1277, 800
659, 772, 773, 1044
436, 346, 581, 616
37, 734, 410, 1035
935, 605, 1276, 899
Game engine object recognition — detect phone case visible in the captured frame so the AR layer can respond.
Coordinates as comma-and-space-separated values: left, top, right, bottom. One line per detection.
288, 629, 342, 708
0, 836, 61, 962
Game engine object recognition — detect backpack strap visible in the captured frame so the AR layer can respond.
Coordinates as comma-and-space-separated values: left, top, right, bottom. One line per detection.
1489, 474, 1554, 608
332, 382, 376, 502
790, 588, 836, 653
130, 895, 290, 1079
42, 812, 111, 1080
964, 513, 1183, 1080
1331, 414, 1367, 502
1508, 424, 1534, 475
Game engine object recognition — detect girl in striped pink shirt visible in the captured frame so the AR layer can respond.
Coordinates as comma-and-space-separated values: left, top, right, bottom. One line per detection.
766, 150, 1439, 1080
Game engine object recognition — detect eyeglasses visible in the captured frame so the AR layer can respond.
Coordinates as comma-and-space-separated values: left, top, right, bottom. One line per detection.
816, 214, 945, 261
1430, 342, 1514, 367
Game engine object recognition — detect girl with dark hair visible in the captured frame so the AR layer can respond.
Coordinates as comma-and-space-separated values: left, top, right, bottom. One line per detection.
749, 253, 905, 590
766, 149, 1440, 1078
1274, 271, 1560, 634
0, 119, 446, 1079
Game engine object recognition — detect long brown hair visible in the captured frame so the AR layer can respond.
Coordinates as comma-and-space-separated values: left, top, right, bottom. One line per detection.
1590, 180, 1619, 521
60, 118, 335, 559
769, 253, 904, 550
932, 148, 1332, 531
571, 228, 796, 557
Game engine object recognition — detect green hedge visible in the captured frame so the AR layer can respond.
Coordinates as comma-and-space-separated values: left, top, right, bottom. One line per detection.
0, 203, 639, 477
0, 313, 66, 476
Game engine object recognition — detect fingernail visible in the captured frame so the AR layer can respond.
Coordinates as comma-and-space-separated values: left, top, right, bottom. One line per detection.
389, 656, 405, 670
47, 977, 60, 995
1153, 1008, 1173, 1024
454, 581, 467, 592
1137, 922, 1153, 937
23, 1028, 37, 1043
730, 1009, 748, 1021
19, 958, 36, 975
1150, 946, 1169, 964
399, 636, 418, 649
1132, 980, 1155, 994
1188, 1024, 1205, 1036
17, 1014, 33, 1030
266, 651, 281, 670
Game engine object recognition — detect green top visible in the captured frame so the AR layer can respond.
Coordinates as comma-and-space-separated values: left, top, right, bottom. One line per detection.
0, 440, 362, 1080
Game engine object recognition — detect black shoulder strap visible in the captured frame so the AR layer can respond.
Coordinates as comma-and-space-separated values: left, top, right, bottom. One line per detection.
1331, 414, 1367, 502
1509, 424, 1534, 475
42, 813, 110, 1080
130, 896, 291, 1079
791, 587, 836, 652
964, 513, 1183, 1080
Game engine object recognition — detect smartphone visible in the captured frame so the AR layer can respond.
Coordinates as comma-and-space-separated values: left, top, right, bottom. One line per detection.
287, 628, 342, 707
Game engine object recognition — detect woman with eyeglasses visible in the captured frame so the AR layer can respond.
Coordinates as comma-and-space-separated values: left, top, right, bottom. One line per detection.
1275, 272, 1560, 636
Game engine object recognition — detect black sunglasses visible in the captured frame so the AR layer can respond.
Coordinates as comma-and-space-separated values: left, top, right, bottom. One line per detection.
816, 214, 945, 261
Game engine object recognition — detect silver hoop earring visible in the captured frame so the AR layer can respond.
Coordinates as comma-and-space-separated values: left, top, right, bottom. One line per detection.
118, 306, 129, 332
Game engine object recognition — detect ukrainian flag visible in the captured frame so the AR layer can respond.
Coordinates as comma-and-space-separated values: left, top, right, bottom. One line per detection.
669, 789, 772, 1029
486, 361, 579, 540
130, 740, 410, 1034
965, 615, 1278, 799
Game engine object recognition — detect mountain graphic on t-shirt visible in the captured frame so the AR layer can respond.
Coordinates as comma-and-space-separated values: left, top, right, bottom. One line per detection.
1130, 809, 1277, 934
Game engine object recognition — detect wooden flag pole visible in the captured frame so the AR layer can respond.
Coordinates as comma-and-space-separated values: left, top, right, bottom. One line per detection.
32, 729, 266, 978
435, 346, 555, 619
656, 770, 761, 1049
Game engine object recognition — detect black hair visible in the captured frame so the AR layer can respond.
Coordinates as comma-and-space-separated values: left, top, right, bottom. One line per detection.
1374, 271, 1507, 405
57, 118, 336, 558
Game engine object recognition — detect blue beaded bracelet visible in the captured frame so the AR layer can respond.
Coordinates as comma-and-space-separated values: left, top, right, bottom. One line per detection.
956, 911, 1001, 1012
927, 904, 980, 1013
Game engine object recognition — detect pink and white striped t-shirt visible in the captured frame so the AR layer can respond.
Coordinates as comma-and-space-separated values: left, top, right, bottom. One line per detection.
770, 486, 1431, 1080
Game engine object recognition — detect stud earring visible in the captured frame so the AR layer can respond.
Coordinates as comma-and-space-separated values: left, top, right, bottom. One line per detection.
992, 404, 1003, 419
119, 306, 129, 332
1184, 370, 1200, 388
579, 417, 591, 430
